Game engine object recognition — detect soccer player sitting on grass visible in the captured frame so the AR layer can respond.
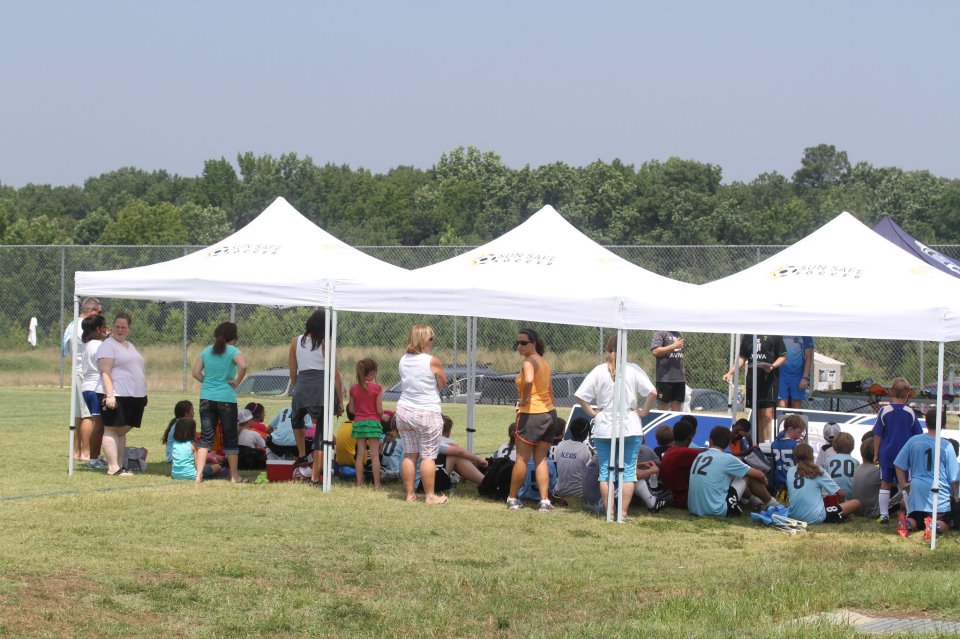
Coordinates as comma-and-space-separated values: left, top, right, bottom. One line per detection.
893, 407, 960, 539
659, 417, 704, 510
819, 432, 859, 500
873, 378, 923, 523
688, 426, 779, 517
787, 443, 861, 524
770, 414, 805, 494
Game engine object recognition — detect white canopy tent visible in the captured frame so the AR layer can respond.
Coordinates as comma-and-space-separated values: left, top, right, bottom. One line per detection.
337, 204, 706, 520
72, 197, 409, 489
670, 211, 960, 549
630, 211, 960, 340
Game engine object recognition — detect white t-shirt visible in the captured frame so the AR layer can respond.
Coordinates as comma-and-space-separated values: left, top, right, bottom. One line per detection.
397, 353, 441, 412
574, 362, 655, 439
81, 339, 103, 392
95, 337, 147, 397
239, 428, 265, 450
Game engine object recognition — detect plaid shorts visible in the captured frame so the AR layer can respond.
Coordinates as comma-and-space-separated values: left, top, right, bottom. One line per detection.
395, 405, 442, 460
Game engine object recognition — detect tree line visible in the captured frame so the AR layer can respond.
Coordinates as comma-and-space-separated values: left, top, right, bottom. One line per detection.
1, 144, 958, 248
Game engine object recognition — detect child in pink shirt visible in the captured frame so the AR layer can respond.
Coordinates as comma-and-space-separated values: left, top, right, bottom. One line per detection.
348, 358, 384, 489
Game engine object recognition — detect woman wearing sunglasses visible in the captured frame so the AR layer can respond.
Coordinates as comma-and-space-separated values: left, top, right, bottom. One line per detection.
507, 328, 557, 511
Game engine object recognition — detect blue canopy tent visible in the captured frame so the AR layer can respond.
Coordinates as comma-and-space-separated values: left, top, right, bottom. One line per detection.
873, 216, 960, 279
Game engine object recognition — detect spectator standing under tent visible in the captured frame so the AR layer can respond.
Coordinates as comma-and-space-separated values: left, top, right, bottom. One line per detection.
723, 335, 786, 442
778, 336, 814, 409
651, 331, 686, 411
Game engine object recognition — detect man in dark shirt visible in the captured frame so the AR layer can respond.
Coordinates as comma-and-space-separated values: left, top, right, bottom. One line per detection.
723, 335, 786, 442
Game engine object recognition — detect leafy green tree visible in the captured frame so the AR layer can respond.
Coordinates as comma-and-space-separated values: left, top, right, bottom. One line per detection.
72, 209, 112, 245
792, 144, 850, 190
84, 167, 192, 213
3, 215, 70, 244
191, 157, 240, 214
180, 203, 232, 245
99, 200, 186, 245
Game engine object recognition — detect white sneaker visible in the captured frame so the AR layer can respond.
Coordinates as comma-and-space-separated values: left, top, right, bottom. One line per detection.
506, 498, 522, 510
538, 500, 553, 512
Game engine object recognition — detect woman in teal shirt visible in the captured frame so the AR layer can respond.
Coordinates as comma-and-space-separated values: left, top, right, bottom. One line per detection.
192, 322, 247, 483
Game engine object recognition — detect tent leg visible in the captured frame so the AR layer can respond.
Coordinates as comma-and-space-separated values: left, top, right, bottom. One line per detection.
322, 308, 337, 493
466, 316, 477, 453
68, 296, 79, 476
931, 342, 945, 550
751, 335, 759, 443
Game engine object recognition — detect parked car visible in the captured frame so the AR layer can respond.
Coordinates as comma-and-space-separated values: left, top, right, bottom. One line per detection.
463, 372, 588, 408
381, 365, 498, 402
689, 388, 730, 413
235, 367, 293, 396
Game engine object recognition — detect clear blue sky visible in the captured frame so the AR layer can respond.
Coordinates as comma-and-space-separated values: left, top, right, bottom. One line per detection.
1, 1, 957, 187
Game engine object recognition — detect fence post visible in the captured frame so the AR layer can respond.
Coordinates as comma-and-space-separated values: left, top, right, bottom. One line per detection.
59, 246, 66, 389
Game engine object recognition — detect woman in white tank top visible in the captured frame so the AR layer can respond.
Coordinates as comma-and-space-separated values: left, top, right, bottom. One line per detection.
288, 309, 343, 482
396, 325, 448, 505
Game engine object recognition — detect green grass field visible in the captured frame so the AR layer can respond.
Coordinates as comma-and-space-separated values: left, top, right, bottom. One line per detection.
3, 388, 960, 638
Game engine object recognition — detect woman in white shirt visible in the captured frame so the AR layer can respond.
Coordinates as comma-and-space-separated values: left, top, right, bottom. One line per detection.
574, 335, 657, 520
396, 325, 448, 504
96, 312, 148, 476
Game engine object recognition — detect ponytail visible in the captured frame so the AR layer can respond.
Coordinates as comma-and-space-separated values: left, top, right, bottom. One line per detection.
604, 334, 617, 380
213, 321, 238, 355
793, 443, 823, 479
356, 357, 377, 391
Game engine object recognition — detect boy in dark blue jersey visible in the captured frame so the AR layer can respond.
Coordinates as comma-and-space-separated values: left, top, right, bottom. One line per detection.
873, 378, 923, 523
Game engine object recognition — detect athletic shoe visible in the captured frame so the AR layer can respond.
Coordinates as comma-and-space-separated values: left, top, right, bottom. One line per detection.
506, 498, 522, 510
877, 515, 890, 525
649, 497, 669, 513
85, 459, 107, 471
924, 517, 934, 541
897, 513, 910, 538
538, 500, 553, 512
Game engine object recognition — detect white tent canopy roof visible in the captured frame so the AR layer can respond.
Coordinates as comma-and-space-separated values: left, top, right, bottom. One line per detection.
75, 197, 407, 307
335, 205, 701, 329
656, 211, 960, 341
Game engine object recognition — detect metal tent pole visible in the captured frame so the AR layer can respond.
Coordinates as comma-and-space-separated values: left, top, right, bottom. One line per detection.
930, 342, 945, 550
67, 296, 79, 476
466, 316, 477, 453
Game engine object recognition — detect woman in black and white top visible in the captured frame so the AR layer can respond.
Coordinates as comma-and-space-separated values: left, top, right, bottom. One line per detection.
289, 309, 343, 483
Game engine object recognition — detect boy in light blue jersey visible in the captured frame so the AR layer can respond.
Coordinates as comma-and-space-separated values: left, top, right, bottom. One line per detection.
819, 432, 859, 499
688, 426, 778, 517
787, 442, 861, 524
893, 407, 960, 538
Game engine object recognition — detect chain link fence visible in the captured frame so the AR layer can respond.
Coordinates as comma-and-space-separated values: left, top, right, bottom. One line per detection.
3, 244, 960, 396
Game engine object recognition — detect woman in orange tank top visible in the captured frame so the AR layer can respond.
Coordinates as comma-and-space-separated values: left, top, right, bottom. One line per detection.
507, 328, 558, 511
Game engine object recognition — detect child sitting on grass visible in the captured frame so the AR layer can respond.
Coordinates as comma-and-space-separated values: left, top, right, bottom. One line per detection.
820, 432, 859, 500
729, 418, 755, 459
170, 418, 224, 481
893, 407, 960, 539
163, 400, 194, 463
787, 442, 861, 524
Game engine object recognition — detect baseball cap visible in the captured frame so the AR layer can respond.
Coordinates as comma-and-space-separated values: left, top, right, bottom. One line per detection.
823, 422, 841, 440
237, 408, 254, 424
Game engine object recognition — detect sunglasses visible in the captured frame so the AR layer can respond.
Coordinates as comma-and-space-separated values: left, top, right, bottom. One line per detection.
514, 340, 531, 347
